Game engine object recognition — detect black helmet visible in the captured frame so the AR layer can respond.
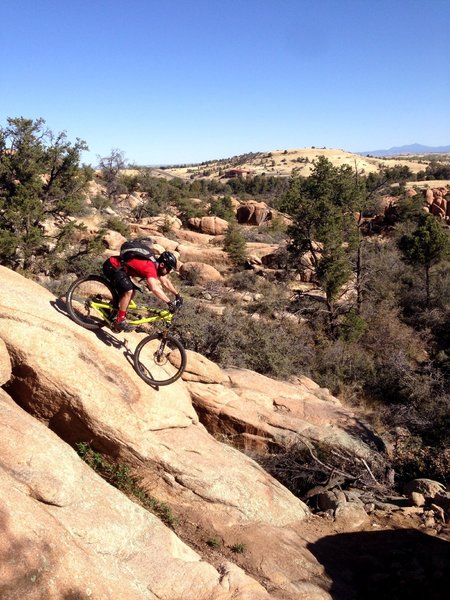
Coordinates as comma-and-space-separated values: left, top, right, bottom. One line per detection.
158, 251, 177, 272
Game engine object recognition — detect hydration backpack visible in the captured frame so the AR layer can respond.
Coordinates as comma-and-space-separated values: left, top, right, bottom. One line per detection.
119, 239, 155, 263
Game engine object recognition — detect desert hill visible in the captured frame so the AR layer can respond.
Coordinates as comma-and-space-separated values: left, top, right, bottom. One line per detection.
157, 147, 440, 181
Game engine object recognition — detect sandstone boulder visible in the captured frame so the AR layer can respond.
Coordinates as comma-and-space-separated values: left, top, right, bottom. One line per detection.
236, 201, 272, 225
334, 503, 370, 530
425, 188, 435, 205
245, 242, 280, 259
188, 216, 229, 236
175, 229, 215, 245
431, 202, 446, 218
147, 235, 180, 252
129, 217, 182, 239
177, 244, 230, 269
403, 478, 446, 499
179, 261, 224, 284
102, 229, 127, 251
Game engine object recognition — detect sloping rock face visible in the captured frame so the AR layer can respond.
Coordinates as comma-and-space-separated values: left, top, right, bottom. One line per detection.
177, 244, 230, 269
0, 338, 11, 385
187, 368, 380, 456
0, 389, 267, 599
0, 266, 336, 598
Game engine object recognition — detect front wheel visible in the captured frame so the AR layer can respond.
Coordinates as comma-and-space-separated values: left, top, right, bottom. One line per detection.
134, 333, 187, 386
66, 275, 118, 330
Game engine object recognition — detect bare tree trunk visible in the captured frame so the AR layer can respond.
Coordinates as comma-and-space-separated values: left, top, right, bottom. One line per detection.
425, 263, 430, 307
356, 239, 363, 314
325, 295, 336, 338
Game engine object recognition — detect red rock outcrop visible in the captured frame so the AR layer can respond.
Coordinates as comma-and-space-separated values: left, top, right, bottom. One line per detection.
236, 201, 272, 225
421, 187, 450, 219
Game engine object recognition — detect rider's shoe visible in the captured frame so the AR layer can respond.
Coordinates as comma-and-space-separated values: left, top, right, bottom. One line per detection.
111, 319, 134, 333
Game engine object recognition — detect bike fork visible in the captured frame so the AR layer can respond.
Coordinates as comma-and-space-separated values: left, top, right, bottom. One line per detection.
156, 329, 170, 360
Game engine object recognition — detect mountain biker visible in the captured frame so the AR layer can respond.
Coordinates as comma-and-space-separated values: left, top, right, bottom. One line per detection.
102, 246, 182, 332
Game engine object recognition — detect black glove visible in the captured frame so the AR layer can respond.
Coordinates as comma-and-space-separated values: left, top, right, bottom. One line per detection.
168, 295, 183, 313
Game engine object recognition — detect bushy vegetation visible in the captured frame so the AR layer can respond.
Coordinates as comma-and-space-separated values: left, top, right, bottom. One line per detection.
223, 224, 247, 266
0, 117, 95, 274
173, 299, 314, 379
276, 158, 450, 483
417, 159, 450, 181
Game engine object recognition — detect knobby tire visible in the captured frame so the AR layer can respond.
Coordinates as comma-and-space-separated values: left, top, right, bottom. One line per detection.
66, 275, 118, 330
134, 333, 187, 386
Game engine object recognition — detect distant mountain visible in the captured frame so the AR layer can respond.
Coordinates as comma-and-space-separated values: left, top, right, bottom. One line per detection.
358, 143, 450, 157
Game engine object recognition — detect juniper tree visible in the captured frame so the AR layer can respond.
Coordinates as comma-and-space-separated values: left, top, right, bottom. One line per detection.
0, 117, 92, 271
283, 156, 365, 333
224, 222, 247, 266
398, 212, 449, 307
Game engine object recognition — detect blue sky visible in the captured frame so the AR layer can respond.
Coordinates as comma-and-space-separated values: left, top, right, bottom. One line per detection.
1, 0, 449, 166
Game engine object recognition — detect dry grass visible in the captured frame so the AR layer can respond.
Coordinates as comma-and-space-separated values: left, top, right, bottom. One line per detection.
160, 147, 435, 180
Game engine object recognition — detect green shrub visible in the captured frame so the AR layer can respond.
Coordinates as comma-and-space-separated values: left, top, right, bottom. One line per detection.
75, 442, 177, 527
104, 216, 130, 237
226, 270, 261, 292
223, 224, 247, 266
208, 196, 234, 221
230, 543, 246, 554
91, 194, 110, 210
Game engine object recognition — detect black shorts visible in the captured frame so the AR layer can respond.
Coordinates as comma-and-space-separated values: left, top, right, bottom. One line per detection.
102, 259, 134, 294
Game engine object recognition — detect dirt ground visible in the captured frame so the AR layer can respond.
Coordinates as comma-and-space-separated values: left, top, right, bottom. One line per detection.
297, 512, 450, 600
173, 507, 450, 599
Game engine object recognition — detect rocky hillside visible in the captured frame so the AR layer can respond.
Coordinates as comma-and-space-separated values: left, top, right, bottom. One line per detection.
1, 267, 450, 599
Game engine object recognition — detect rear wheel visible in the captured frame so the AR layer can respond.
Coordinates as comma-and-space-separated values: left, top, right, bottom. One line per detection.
134, 333, 187, 386
66, 275, 117, 330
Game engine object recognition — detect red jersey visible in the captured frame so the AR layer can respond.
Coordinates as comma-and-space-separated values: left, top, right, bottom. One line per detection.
110, 256, 158, 279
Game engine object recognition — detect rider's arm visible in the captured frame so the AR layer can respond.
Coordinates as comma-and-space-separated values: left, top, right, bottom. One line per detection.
146, 276, 172, 304
159, 275, 178, 296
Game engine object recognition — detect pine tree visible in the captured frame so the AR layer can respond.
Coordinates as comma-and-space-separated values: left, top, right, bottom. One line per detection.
283, 157, 365, 333
398, 213, 450, 306
224, 223, 247, 266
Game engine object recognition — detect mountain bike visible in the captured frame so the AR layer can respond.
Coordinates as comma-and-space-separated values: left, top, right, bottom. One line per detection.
66, 275, 186, 387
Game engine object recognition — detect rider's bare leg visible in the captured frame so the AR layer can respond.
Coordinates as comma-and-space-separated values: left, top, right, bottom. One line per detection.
118, 289, 134, 312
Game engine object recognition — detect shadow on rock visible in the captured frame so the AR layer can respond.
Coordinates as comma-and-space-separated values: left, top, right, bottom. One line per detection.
307, 528, 450, 600
0, 508, 84, 600
51, 298, 124, 349
50, 299, 159, 389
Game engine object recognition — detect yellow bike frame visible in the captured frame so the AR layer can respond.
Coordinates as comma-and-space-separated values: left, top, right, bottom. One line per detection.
88, 297, 174, 327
